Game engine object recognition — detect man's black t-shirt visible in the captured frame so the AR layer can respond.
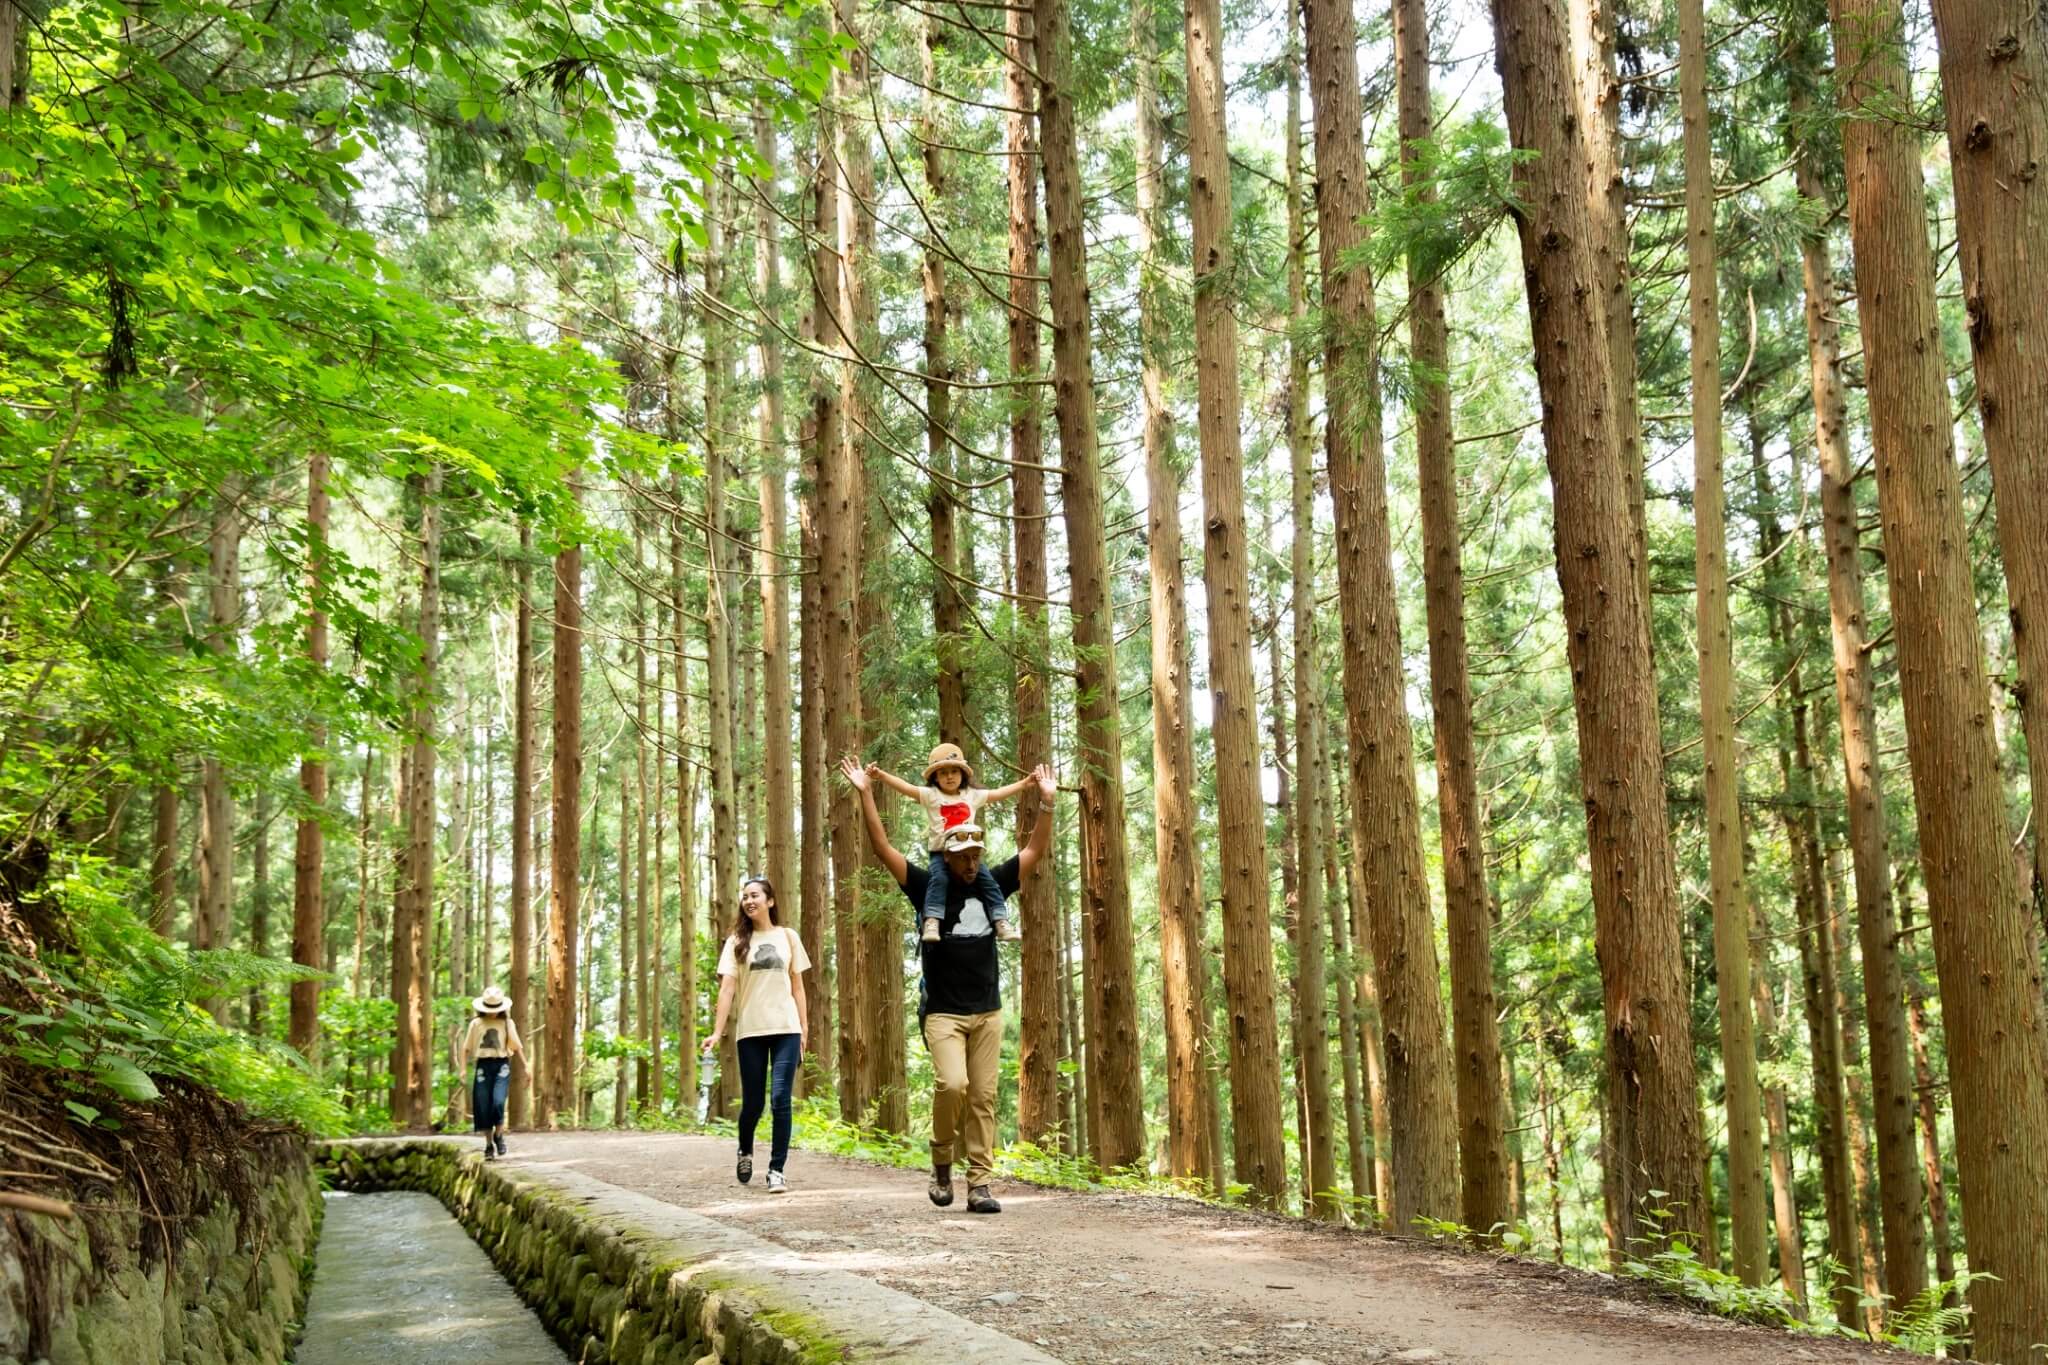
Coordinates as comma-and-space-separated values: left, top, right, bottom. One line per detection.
903, 854, 1019, 1017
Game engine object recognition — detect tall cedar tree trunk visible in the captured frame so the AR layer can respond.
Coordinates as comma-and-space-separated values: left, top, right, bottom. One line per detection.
545, 503, 583, 1128
1676, 0, 1768, 1282
1135, 0, 1215, 1187
1318, 710, 1371, 1207
1349, 854, 1395, 1209
1779, 644, 1865, 1327
703, 174, 741, 1071
615, 774, 633, 1125
248, 789, 270, 1031
1186, 0, 1288, 1206
0, 2, 17, 109
1789, 65, 1928, 1304
1900, 897, 1958, 1297
799, 130, 838, 1084
1752, 942, 1806, 1311
842, 0, 903, 1126
826, 0, 873, 1123
1830, 887, 1887, 1324
401, 468, 441, 1127
1395, 0, 1511, 1236
1566, 0, 1649, 600
634, 527, 653, 1105
670, 482, 701, 1103
151, 784, 178, 937
1927, 0, 2048, 929
1303, 0, 1459, 1226
351, 747, 371, 1000
511, 526, 535, 1129
740, 598, 761, 891
753, 108, 798, 976
921, 17, 967, 748
481, 721, 495, 991
1831, 2, 2048, 1352
1283, 19, 1335, 1219
1008, 1, 1062, 1151
387, 738, 413, 1123
289, 451, 329, 1056
448, 715, 469, 1004
197, 499, 238, 1021
854, 445, 907, 1131
650, 577, 668, 1108
1486, 0, 1706, 1249
1265, 627, 1308, 1207
704, 171, 745, 1117
1035, 0, 1145, 1170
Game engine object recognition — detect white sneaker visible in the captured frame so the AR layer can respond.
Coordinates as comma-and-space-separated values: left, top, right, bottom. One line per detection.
766, 1169, 788, 1194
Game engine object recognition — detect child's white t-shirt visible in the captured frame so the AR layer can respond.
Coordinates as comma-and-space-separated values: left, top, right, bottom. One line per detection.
917, 784, 990, 851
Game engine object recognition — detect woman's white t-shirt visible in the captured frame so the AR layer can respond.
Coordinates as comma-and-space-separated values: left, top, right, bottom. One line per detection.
716, 926, 811, 1040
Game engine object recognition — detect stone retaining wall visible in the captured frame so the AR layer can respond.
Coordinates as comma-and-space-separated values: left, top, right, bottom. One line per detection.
0, 1144, 319, 1365
317, 1138, 1057, 1365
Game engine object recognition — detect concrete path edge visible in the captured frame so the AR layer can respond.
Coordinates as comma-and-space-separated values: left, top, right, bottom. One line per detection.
314, 1137, 1058, 1365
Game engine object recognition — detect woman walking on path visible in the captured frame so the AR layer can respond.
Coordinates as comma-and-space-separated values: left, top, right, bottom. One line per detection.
458, 987, 523, 1160
704, 877, 811, 1193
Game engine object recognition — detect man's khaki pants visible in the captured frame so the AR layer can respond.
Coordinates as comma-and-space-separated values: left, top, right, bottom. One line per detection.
924, 1010, 1002, 1184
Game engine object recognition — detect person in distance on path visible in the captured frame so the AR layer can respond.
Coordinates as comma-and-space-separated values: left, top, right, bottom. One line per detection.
704, 877, 811, 1194
457, 987, 522, 1161
840, 757, 1055, 1215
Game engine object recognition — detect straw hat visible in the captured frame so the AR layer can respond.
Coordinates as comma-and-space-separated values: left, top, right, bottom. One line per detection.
473, 986, 511, 1015
922, 741, 973, 783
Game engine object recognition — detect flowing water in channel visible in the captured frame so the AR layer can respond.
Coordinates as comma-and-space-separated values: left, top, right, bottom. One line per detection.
293, 1190, 567, 1365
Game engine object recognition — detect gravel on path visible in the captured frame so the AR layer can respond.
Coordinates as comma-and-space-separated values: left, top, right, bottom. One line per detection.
495, 1130, 1915, 1365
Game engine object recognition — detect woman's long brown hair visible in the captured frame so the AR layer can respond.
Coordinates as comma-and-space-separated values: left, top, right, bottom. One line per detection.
730, 877, 780, 960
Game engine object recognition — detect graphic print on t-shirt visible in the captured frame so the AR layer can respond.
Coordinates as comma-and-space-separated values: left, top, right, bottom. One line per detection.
748, 937, 786, 973
480, 1026, 501, 1051
938, 800, 971, 830
952, 894, 991, 939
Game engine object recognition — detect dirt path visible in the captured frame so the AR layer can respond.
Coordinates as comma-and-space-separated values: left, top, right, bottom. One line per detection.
493, 1132, 1909, 1365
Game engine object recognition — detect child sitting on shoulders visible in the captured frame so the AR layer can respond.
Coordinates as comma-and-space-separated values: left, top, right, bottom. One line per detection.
870, 742, 1030, 942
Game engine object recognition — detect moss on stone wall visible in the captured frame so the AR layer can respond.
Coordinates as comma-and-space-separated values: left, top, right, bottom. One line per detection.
0, 1144, 319, 1365
316, 1140, 835, 1365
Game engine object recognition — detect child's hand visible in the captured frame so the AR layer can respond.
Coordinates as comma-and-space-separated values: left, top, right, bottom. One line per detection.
1035, 764, 1056, 801
838, 755, 868, 790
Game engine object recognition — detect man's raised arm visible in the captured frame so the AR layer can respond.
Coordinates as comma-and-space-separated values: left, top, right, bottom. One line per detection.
1018, 764, 1056, 879
839, 756, 909, 885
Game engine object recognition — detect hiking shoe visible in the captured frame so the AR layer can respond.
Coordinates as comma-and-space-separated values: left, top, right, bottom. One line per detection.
921, 919, 941, 942
966, 1184, 1001, 1214
929, 1163, 955, 1207
494, 1133, 507, 1157
766, 1169, 788, 1194
736, 1150, 753, 1184
994, 920, 1021, 941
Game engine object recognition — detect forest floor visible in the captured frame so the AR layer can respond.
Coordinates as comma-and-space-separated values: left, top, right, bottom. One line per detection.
495, 1131, 1912, 1365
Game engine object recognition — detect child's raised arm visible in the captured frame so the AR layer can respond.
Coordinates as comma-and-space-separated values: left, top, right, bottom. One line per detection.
873, 765, 923, 799
981, 773, 1036, 804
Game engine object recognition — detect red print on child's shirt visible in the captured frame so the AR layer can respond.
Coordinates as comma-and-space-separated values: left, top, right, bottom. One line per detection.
939, 801, 972, 830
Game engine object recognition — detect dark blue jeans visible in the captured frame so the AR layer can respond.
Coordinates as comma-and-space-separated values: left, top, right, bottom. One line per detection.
736, 1033, 802, 1172
923, 852, 1009, 928
472, 1057, 510, 1132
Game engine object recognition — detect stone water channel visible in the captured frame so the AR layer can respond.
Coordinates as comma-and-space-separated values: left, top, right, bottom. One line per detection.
294, 1189, 567, 1365
303, 1138, 1059, 1365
